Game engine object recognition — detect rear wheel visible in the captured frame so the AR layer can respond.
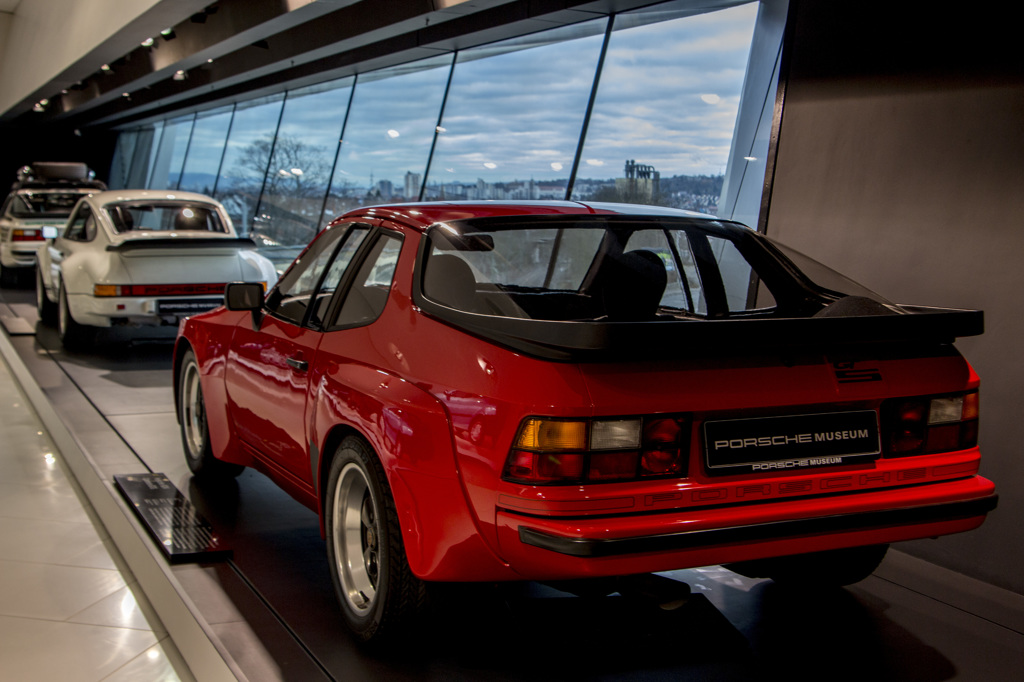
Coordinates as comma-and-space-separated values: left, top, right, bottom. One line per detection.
58, 282, 94, 350
326, 436, 426, 644
178, 349, 243, 479
0, 263, 17, 288
726, 544, 890, 588
36, 268, 57, 325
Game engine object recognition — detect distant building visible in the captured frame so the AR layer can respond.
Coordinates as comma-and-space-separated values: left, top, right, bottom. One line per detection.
619, 159, 660, 199
404, 171, 421, 199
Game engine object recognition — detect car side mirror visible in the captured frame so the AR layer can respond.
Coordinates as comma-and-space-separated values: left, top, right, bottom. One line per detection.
225, 282, 264, 310
225, 282, 265, 330
42, 226, 59, 239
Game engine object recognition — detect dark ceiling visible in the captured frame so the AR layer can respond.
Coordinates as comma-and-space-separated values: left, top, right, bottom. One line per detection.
5, 0, 676, 132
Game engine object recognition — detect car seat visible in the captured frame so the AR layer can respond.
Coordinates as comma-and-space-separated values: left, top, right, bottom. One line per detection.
424, 254, 480, 312
592, 249, 667, 321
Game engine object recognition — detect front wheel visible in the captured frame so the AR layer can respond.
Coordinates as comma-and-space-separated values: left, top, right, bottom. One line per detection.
726, 543, 890, 588
178, 349, 243, 480
326, 436, 426, 644
58, 282, 94, 350
36, 268, 57, 325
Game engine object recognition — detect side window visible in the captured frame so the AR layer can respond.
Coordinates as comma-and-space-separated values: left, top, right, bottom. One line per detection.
63, 205, 91, 241
266, 223, 370, 326
706, 235, 775, 313
334, 233, 402, 328
308, 229, 370, 328
83, 215, 98, 242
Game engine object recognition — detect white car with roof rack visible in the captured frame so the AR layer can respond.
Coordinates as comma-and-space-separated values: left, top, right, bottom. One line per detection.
0, 162, 105, 286
37, 189, 278, 349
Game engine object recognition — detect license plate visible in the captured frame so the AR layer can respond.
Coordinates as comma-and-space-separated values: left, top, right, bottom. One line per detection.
157, 298, 221, 314
704, 410, 880, 475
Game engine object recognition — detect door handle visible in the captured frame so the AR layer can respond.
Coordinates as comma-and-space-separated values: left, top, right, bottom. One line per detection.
286, 357, 308, 372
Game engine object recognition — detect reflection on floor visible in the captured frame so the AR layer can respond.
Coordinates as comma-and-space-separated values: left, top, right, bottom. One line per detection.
0, 347, 191, 681
2, 282, 1023, 681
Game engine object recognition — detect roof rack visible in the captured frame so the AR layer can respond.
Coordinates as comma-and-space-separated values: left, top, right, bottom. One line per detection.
12, 162, 107, 191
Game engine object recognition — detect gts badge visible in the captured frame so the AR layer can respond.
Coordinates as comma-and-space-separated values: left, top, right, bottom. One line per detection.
833, 361, 882, 384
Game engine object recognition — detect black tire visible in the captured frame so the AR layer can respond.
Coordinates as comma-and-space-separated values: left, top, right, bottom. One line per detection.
57, 282, 94, 350
178, 349, 244, 479
325, 436, 426, 644
0, 263, 17, 288
36, 268, 57, 325
726, 543, 890, 589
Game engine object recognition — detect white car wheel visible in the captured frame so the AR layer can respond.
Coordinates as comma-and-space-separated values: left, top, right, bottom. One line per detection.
36, 268, 57, 325
58, 282, 93, 350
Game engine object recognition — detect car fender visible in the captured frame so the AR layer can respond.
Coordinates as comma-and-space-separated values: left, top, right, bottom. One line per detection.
174, 312, 253, 467
311, 360, 516, 581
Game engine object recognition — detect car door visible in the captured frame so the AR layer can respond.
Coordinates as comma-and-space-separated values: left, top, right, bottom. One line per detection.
51, 203, 97, 295
225, 222, 373, 484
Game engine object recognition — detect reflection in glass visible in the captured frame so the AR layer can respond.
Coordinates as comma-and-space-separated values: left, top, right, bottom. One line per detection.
324, 57, 449, 218
571, 2, 758, 212
177, 105, 234, 194
256, 78, 352, 254
425, 22, 606, 201
108, 131, 139, 190
111, 123, 164, 190
148, 115, 195, 190
213, 94, 286, 234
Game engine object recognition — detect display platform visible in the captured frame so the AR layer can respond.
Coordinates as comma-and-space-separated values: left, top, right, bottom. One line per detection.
2, 283, 1022, 682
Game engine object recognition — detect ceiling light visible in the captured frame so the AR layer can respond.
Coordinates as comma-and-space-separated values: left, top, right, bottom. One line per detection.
100, 64, 112, 73
173, 70, 187, 81
141, 37, 154, 47
160, 28, 176, 39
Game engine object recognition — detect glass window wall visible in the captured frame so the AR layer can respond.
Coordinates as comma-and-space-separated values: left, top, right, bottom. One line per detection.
324, 58, 450, 218
570, 2, 759, 213
177, 105, 233, 195
108, 0, 784, 266
212, 94, 286, 234
257, 78, 352, 254
147, 115, 194, 190
425, 22, 606, 201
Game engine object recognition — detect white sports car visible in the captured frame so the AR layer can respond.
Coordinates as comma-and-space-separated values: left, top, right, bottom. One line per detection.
37, 190, 278, 349
0, 163, 104, 287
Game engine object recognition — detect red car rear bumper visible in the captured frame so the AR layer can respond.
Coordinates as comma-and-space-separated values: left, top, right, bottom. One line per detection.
496, 475, 996, 580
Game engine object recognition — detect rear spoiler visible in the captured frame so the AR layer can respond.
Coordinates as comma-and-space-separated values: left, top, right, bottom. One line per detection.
106, 237, 257, 252
420, 304, 983, 362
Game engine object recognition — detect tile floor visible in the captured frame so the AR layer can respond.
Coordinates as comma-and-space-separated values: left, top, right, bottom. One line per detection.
0, 353, 193, 681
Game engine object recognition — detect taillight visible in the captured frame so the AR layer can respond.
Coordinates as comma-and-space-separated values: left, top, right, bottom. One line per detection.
12, 229, 43, 242
502, 415, 689, 485
883, 391, 978, 456
93, 283, 229, 297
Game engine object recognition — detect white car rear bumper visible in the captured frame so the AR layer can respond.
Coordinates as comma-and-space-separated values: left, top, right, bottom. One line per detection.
67, 293, 223, 327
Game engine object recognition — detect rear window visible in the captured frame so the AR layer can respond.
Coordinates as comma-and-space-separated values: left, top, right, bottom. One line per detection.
420, 216, 889, 321
7, 191, 88, 218
104, 203, 228, 234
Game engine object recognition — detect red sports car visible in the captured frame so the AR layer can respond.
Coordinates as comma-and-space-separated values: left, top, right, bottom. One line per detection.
173, 201, 996, 643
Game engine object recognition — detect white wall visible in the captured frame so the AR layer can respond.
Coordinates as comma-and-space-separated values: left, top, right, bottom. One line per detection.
0, 0, 208, 116
0, 12, 11, 63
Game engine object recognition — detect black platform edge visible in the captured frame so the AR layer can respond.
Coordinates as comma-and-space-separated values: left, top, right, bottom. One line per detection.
0, 328, 246, 682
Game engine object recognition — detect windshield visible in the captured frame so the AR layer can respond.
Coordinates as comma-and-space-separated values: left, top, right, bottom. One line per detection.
420, 216, 892, 322
104, 203, 228, 234
8, 191, 88, 218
